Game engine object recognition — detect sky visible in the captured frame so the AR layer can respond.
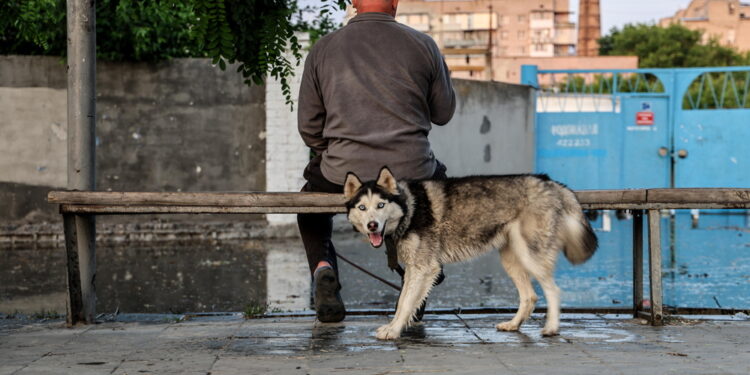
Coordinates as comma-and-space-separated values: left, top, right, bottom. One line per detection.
301, 0, 695, 34
582, 0, 693, 32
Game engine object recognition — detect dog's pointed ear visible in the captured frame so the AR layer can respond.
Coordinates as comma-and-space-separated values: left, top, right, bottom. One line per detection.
344, 172, 363, 199
376, 166, 398, 195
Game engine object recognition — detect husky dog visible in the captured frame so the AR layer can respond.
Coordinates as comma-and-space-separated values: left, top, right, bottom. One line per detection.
344, 167, 598, 340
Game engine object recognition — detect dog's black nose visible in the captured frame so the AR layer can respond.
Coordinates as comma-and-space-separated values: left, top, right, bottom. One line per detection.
367, 221, 378, 232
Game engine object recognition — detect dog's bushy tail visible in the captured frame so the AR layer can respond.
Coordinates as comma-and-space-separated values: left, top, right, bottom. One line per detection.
558, 187, 598, 265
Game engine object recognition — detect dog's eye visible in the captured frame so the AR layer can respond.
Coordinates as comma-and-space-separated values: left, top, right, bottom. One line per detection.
377, 202, 385, 209
358, 205, 366, 211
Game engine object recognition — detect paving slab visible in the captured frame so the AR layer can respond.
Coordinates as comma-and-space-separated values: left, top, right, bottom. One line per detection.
1, 313, 749, 375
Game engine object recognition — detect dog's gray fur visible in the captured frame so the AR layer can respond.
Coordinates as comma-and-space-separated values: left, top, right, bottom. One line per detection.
344, 167, 598, 340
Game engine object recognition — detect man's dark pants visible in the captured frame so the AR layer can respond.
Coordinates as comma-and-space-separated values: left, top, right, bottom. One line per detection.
297, 157, 448, 275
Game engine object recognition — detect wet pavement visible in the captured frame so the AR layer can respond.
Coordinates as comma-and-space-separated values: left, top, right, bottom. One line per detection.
1, 312, 750, 374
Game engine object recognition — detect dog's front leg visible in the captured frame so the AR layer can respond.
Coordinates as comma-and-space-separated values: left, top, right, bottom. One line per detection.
376, 262, 440, 340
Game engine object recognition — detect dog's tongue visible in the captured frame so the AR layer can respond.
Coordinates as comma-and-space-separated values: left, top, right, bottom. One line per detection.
369, 232, 383, 247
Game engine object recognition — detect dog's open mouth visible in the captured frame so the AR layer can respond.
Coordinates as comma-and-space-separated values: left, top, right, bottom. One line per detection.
368, 223, 386, 248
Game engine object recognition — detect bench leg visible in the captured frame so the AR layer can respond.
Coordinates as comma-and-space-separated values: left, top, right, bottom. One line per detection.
63, 213, 97, 325
632, 210, 643, 318
647, 209, 663, 326
64, 214, 83, 326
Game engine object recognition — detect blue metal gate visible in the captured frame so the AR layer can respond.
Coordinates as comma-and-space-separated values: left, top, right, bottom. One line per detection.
521, 66, 750, 309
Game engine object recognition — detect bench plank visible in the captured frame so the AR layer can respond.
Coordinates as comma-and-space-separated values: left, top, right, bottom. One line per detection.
52, 190, 651, 207
60, 204, 347, 214
50, 189, 750, 214
647, 188, 750, 204
49, 191, 347, 207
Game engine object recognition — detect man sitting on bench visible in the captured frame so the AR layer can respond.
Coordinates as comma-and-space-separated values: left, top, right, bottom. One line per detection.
296, 0, 456, 322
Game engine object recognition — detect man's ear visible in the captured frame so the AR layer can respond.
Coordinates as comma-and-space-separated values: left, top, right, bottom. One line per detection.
344, 172, 363, 199
376, 166, 398, 195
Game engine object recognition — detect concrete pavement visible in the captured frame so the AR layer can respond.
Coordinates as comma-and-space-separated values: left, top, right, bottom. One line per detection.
2, 312, 749, 375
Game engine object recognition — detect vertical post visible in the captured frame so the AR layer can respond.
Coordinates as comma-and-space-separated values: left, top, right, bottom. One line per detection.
64, 214, 83, 326
632, 210, 643, 317
520, 65, 539, 88
647, 209, 663, 326
67, 0, 97, 324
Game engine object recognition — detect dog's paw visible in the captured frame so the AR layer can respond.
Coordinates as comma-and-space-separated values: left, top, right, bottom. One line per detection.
541, 326, 559, 337
496, 321, 520, 332
375, 324, 401, 340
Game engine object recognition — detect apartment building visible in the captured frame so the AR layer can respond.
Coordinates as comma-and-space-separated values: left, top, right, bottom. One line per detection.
396, 0, 577, 79
659, 0, 750, 51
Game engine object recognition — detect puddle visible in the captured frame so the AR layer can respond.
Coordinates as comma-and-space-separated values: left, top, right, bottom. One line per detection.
2, 226, 750, 315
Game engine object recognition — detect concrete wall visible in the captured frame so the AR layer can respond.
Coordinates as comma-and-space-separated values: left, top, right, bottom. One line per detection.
0, 56, 265, 222
430, 79, 535, 176
0, 54, 535, 225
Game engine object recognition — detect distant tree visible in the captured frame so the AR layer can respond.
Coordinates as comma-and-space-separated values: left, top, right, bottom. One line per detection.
598, 23, 749, 68
293, 2, 341, 46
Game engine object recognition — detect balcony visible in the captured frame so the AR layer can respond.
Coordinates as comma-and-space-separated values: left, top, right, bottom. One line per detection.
530, 19, 554, 29
443, 38, 490, 49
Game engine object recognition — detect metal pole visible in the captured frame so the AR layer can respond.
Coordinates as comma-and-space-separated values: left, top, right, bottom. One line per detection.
67, 0, 97, 324
632, 210, 643, 317
647, 209, 664, 326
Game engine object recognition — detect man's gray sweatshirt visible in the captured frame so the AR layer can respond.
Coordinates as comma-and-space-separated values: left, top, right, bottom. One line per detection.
297, 12, 456, 185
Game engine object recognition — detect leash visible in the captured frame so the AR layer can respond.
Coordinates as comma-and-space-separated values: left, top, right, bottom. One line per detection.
335, 253, 401, 291
335, 237, 445, 293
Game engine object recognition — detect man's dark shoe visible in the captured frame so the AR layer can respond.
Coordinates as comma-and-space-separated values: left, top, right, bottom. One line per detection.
313, 267, 346, 323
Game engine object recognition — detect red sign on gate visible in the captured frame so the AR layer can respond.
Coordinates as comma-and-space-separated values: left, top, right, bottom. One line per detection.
636, 111, 654, 125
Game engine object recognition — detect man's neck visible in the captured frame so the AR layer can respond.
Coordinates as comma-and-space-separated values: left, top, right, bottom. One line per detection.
355, 8, 395, 16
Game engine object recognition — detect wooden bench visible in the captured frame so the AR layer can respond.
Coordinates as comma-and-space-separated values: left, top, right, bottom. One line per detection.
48, 188, 750, 326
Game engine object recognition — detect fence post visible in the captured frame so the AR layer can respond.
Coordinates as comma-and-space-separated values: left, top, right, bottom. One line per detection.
647, 210, 664, 325
632, 210, 643, 317
520, 65, 539, 88
67, 0, 97, 325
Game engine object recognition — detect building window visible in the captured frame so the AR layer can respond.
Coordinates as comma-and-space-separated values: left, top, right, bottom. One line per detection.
517, 14, 526, 23
501, 30, 509, 40
501, 15, 510, 25
517, 30, 526, 40
518, 46, 526, 54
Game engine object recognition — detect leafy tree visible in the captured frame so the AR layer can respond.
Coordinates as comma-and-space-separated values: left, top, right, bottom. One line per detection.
0, 0, 347, 106
2, 0, 198, 60
598, 23, 749, 68
0, 0, 66, 56
192, 0, 345, 106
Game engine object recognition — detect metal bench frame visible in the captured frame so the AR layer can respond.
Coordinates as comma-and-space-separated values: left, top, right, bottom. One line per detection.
48, 188, 750, 326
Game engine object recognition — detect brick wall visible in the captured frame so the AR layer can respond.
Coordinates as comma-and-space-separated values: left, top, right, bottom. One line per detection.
265, 33, 311, 226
